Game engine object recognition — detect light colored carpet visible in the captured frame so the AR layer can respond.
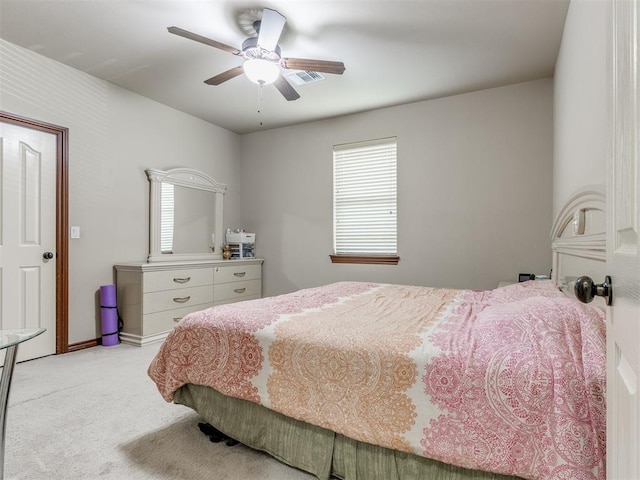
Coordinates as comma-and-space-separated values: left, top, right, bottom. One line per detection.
4, 343, 316, 480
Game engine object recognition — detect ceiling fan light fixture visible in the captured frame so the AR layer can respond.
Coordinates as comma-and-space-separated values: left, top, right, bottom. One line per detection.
243, 58, 279, 85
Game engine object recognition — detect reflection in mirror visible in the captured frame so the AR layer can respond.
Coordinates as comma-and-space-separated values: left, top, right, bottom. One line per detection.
147, 168, 226, 262
160, 183, 174, 253
163, 186, 217, 254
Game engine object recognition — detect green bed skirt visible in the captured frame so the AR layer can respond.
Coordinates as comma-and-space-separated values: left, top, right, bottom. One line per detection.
174, 384, 521, 480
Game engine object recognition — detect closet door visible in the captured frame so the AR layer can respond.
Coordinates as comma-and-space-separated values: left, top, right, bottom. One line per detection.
607, 2, 640, 478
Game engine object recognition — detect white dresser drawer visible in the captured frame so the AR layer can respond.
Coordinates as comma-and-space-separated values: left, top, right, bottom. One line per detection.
142, 302, 214, 336
213, 295, 261, 306
144, 268, 213, 293
143, 285, 214, 314
214, 264, 261, 284
214, 279, 261, 303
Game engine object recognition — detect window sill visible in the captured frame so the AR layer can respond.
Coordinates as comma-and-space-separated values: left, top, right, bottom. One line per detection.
329, 254, 400, 265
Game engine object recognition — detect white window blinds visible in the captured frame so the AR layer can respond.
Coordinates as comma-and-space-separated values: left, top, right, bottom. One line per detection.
160, 182, 174, 253
333, 137, 397, 255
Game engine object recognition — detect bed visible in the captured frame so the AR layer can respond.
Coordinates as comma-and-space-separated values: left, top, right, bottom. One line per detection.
148, 186, 607, 480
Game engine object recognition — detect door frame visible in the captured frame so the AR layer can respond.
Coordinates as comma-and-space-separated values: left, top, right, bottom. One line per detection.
1, 110, 69, 354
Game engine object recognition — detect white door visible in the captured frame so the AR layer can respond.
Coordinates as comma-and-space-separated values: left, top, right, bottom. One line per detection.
607, 1, 640, 478
0, 122, 57, 362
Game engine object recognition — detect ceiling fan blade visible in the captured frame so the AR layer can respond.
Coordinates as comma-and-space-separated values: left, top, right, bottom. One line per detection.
273, 75, 300, 101
204, 66, 244, 85
257, 8, 286, 51
281, 58, 346, 75
168, 26, 240, 55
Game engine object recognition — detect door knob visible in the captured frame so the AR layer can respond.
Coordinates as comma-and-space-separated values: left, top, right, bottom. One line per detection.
574, 275, 612, 306
43, 252, 54, 260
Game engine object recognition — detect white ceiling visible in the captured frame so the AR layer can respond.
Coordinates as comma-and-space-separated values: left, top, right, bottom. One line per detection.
0, 0, 569, 134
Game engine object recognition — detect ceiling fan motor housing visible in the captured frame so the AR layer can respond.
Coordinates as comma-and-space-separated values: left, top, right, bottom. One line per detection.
241, 37, 281, 63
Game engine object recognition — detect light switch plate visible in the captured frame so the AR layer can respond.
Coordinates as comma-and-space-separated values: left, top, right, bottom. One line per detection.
70, 226, 80, 239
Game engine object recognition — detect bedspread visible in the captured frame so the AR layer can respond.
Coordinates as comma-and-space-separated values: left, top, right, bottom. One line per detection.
148, 281, 606, 480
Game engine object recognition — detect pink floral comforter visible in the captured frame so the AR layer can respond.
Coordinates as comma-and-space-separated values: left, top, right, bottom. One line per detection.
148, 280, 606, 480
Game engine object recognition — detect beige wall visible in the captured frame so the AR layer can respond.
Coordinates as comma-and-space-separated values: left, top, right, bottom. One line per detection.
0, 39, 241, 345
240, 79, 554, 296
1, 34, 561, 343
553, 0, 608, 217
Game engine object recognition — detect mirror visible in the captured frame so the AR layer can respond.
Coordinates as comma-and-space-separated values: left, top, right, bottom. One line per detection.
146, 168, 226, 262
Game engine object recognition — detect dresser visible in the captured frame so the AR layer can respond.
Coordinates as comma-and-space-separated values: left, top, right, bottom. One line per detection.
114, 258, 263, 346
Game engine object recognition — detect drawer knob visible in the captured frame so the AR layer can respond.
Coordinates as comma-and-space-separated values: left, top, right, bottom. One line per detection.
173, 296, 191, 303
233, 272, 246, 277
173, 277, 191, 284
234, 288, 246, 294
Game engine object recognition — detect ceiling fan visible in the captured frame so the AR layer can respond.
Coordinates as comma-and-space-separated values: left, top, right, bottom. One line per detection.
168, 8, 346, 101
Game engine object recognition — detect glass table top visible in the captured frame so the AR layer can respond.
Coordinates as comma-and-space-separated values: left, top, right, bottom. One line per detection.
0, 329, 45, 350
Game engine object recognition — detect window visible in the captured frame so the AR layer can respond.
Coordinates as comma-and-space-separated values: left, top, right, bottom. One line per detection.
331, 137, 399, 265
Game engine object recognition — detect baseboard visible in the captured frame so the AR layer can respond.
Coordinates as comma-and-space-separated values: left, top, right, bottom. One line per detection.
67, 333, 144, 352
67, 338, 100, 352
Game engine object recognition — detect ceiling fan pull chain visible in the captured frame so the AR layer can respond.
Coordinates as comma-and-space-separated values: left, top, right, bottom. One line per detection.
257, 85, 264, 127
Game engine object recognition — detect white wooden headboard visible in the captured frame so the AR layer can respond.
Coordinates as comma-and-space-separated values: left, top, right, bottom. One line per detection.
550, 185, 606, 296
